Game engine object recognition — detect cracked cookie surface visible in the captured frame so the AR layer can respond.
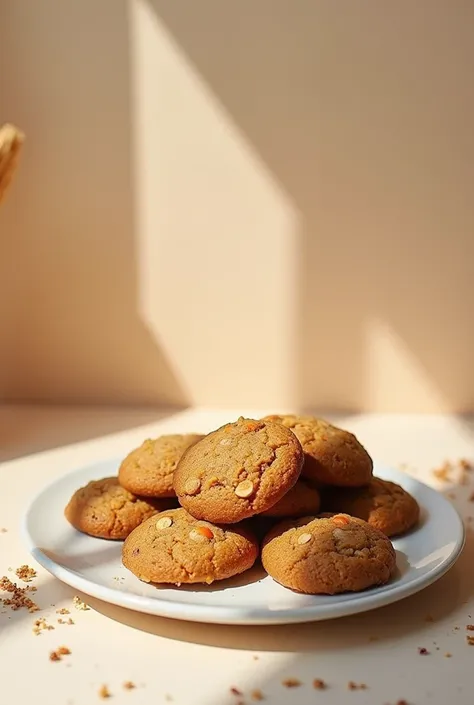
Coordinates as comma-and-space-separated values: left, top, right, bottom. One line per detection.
261, 479, 321, 518
64, 477, 175, 540
173, 417, 304, 523
261, 513, 396, 594
122, 507, 259, 585
323, 478, 420, 537
262, 414, 373, 487
119, 434, 204, 498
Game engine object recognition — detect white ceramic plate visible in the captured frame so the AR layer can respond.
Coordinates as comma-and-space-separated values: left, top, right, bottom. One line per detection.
22, 461, 465, 625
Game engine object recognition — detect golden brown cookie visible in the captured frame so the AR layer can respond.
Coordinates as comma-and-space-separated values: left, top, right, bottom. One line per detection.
261, 479, 321, 518
118, 434, 204, 498
261, 513, 396, 594
64, 477, 175, 540
173, 417, 304, 524
262, 414, 373, 487
122, 507, 259, 585
323, 478, 420, 537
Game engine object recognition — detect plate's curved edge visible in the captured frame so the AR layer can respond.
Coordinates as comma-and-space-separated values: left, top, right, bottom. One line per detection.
20, 460, 467, 626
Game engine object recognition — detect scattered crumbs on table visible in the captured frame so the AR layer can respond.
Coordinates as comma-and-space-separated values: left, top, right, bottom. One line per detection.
251, 689, 264, 701
418, 647, 429, 655
73, 595, 90, 610
230, 687, 243, 696
58, 617, 75, 625
466, 636, 474, 646
313, 679, 327, 690
445, 652, 452, 658
347, 681, 367, 690
454, 626, 460, 631
282, 678, 301, 688
123, 681, 136, 690
49, 647, 71, 662
0, 576, 39, 612
15, 565, 37, 582
33, 617, 54, 635
56, 608, 70, 614
98, 684, 111, 699
432, 461, 451, 482
466, 624, 474, 631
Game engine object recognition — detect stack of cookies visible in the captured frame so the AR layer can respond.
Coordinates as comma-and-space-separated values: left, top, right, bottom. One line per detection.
64, 415, 420, 595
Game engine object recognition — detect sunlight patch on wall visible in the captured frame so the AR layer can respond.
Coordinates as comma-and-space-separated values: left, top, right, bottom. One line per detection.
365, 319, 446, 412
129, 0, 299, 408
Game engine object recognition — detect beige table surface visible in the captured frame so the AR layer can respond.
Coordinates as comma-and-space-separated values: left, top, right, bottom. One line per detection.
1, 405, 473, 705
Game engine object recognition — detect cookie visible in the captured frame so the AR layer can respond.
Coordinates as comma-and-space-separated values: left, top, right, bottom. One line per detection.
261, 479, 321, 518
323, 477, 420, 537
122, 507, 259, 585
119, 434, 204, 498
64, 477, 175, 540
262, 414, 373, 487
261, 513, 396, 594
173, 417, 304, 524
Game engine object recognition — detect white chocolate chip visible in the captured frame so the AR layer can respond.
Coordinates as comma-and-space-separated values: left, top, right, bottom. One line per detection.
189, 529, 206, 542
332, 528, 347, 540
184, 478, 201, 495
234, 479, 254, 498
156, 516, 172, 529
298, 532, 312, 545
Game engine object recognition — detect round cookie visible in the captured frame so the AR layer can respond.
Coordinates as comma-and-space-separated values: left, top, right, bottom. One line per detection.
173, 417, 304, 524
262, 414, 373, 487
64, 477, 174, 540
261, 513, 396, 594
261, 479, 321, 518
119, 434, 204, 498
323, 477, 420, 537
122, 507, 259, 585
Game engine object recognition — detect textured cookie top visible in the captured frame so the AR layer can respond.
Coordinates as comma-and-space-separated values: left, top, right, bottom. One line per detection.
262, 414, 373, 487
119, 434, 204, 498
261, 513, 396, 594
261, 479, 321, 518
122, 507, 259, 585
173, 417, 304, 523
324, 478, 420, 537
64, 477, 171, 540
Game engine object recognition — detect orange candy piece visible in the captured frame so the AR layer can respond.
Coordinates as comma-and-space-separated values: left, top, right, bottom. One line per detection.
196, 526, 214, 539
332, 514, 350, 526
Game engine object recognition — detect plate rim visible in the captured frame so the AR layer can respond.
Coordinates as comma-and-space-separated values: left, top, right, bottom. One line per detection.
21, 460, 466, 626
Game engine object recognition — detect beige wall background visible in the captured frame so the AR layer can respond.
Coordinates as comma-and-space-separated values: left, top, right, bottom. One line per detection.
1, 0, 473, 413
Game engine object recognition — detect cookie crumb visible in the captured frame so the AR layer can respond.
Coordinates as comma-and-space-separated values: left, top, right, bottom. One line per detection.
251, 689, 264, 701
123, 682, 135, 690
15, 565, 37, 582
460, 459, 472, 471
58, 646, 71, 655
253, 655, 259, 660
445, 652, 452, 658
466, 624, 474, 631
230, 687, 243, 696
98, 685, 111, 699
282, 678, 301, 688
0, 528, 7, 533
33, 617, 54, 635
466, 636, 474, 645
348, 682, 367, 690
0, 576, 39, 612
418, 647, 429, 655
313, 679, 327, 690
73, 595, 89, 610
56, 608, 70, 615
49, 651, 61, 662
433, 462, 451, 481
